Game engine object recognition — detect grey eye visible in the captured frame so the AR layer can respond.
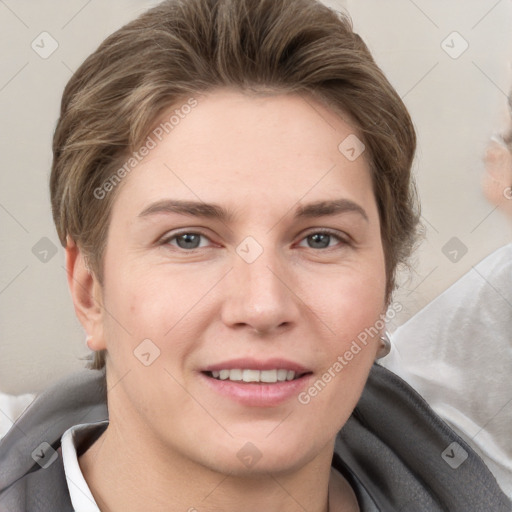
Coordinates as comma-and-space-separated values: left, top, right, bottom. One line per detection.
306, 233, 333, 249
174, 233, 203, 249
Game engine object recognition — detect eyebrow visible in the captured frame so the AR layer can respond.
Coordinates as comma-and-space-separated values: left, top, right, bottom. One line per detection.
138, 198, 368, 223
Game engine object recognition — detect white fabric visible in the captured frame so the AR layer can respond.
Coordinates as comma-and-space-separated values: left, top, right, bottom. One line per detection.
61, 421, 108, 512
381, 243, 512, 498
0, 393, 35, 440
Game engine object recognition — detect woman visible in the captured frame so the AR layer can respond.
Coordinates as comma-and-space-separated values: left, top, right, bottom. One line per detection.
0, 0, 509, 510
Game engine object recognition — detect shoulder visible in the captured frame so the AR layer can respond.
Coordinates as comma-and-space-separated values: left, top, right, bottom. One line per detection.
0, 447, 74, 511
333, 364, 511, 511
0, 368, 107, 511
0, 392, 35, 439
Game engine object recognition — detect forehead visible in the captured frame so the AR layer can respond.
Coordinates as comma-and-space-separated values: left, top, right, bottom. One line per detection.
111, 89, 375, 219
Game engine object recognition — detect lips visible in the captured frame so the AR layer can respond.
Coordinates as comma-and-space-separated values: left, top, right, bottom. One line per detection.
202, 358, 311, 383
202, 357, 310, 375
200, 358, 313, 406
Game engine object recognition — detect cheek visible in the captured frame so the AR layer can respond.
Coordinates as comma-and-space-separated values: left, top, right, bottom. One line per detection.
101, 263, 212, 368
105, 262, 180, 325
99, 265, 168, 364
326, 279, 385, 368
298, 275, 385, 440
300, 255, 386, 406
483, 145, 512, 204
308, 255, 387, 338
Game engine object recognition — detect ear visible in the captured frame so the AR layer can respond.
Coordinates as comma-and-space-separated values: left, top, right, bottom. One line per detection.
65, 236, 106, 351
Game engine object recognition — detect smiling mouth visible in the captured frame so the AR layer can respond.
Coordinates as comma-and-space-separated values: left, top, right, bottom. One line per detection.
203, 369, 311, 383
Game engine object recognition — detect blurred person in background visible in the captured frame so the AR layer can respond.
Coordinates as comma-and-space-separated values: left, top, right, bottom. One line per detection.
382, 89, 512, 499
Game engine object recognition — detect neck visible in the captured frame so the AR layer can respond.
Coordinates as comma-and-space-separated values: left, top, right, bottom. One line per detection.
78, 419, 358, 512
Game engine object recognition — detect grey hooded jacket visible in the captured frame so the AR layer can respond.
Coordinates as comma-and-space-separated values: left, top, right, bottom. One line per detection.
0, 363, 510, 511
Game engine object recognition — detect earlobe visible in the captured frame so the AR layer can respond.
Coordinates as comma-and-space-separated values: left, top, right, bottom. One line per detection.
65, 236, 106, 351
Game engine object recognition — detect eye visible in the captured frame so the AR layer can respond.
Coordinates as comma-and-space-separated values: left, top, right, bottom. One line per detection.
163, 231, 212, 250
298, 230, 348, 250
160, 229, 349, 252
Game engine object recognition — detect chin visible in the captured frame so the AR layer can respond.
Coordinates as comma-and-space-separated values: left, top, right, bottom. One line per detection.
217, 452, 310, 478
203, 433, 320, 477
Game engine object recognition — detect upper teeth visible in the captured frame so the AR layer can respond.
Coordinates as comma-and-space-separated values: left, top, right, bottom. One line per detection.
210, 369, 297, 383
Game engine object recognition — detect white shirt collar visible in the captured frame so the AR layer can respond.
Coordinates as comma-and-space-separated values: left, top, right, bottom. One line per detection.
61, 421, 108, 512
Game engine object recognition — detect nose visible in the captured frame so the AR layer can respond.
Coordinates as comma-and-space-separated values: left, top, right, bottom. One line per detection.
220, 243, 300, 336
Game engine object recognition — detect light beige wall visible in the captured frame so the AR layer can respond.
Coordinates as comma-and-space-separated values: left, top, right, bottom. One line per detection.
1, 0, 510, 393
346, 0, 512, 326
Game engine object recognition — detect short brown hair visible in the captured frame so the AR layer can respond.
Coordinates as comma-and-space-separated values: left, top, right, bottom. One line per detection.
50, 0, 419, 370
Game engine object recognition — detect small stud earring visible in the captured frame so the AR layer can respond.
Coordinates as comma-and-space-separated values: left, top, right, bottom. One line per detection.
376, 331, 391, 359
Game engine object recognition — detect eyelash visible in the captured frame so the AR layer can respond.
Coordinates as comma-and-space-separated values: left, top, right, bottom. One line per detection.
160, 228, 350, 252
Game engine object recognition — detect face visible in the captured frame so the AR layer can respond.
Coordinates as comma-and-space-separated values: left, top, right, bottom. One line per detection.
482, 132, 512, 216
85, 89, 387, 476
